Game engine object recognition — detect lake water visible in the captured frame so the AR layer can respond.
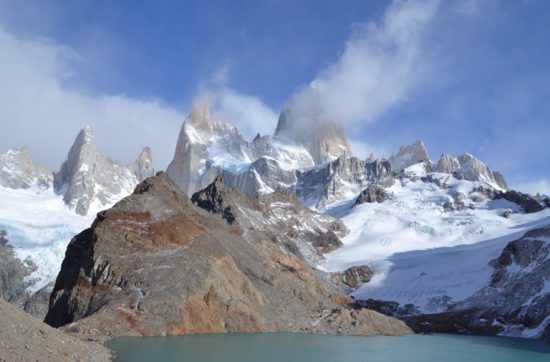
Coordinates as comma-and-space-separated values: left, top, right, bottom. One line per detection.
106, 333, 550, 362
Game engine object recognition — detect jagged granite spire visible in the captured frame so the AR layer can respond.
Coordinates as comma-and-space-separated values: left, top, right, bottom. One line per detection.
129, 146, 154, 182
54, 126, 148, 215
389, 141, 431, 172
166, 100, 214, 196
0, 147, 53, 189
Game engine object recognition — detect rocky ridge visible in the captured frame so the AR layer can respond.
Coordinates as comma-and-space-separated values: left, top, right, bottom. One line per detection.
0, 147, 52, 189
0, 126, 154, 216
436, 153, 508, 190
44, 172, 411, 339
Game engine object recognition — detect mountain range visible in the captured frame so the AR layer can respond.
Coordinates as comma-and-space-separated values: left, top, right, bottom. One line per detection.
1, 100, 549, 344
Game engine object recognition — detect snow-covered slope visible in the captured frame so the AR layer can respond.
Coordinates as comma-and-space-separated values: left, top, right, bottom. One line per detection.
0, 186, 94, 294
322, 163, 550, 323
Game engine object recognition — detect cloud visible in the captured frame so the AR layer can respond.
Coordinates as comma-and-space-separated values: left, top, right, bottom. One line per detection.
209, 87, 278, 140
514, 179, 550, 197
282, 0, 439, 132
0, 24, 186, 170
348, 139, 390, 160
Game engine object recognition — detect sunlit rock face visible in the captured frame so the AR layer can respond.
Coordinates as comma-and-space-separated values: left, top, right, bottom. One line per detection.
54, 126, 151, 215
389, 141, 431, 173
435, 153, 508, 191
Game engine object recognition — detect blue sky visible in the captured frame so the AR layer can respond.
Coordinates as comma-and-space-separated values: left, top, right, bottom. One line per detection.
0, 0, 549, 194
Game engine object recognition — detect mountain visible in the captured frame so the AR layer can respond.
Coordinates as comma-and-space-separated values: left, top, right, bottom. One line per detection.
297, 157, 393, 209
166, 101, 315, 197
0, 126, 154, 318
321, 161, 550, 341
435, 153, 508, 191
45, 172, 411, 338
389, 141, 431, 172
275, 104, 353, 165
54, 126, 154, 215
0, 147, 52, 189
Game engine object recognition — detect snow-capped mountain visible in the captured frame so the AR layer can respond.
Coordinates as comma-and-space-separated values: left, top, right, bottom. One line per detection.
1, 100, 549, 340
162, 104, 549, 340
275, 105, 353, 165
54, 126, 153, 215
0, 147, 52, 189
166, 100, 315, 197
0, 126, 153, 316
388, 140, 430, 172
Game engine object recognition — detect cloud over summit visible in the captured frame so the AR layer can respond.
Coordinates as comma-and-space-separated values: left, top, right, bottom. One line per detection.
284, 0, 439, 128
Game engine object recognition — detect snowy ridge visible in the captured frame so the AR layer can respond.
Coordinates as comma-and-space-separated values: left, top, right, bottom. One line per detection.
320, 162, 550, 335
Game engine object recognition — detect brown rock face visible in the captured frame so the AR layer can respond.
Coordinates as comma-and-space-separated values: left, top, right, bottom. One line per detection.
44, 172, 411, 339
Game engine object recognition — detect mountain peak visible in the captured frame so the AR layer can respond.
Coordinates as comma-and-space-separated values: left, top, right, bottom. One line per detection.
129, 146, 154, 182
435, 152, 508, 190
389, 140, 431, 172
188, 99, 212, 131
54, 127, 144, 215
275, 105, 353, 165
0, 147, 52, 189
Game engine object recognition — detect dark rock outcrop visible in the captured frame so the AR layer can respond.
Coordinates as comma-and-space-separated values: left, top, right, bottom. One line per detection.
355, 185, 389, 205
44, 172, 411, 339
494, 190, 545, 214
332, 265, 374, 291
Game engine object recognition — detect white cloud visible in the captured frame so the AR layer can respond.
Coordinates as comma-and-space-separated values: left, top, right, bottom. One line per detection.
210, 86, 278, 140
514, 179, 550, 197
283, 0, 439, 130
0, 25, 186, 170
348, 139, 390, 160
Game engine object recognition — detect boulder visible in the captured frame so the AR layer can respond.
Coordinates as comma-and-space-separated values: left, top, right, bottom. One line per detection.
355, 185, 389, 205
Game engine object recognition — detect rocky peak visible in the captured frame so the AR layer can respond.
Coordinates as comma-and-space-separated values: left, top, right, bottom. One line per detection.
166, 101, 252, 196
54, 126, 145, 215
0, 147, 52, 189
435, 153, 508, 190
389, 140, 431, 172
355, 184, 390, 205
129, 146, 154, 182
275, 105, 353, 165
297, 156, 393, 209
187, 99, 212, 131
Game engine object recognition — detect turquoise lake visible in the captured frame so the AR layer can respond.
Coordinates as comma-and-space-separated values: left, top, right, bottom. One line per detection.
105, 333, 550, 362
